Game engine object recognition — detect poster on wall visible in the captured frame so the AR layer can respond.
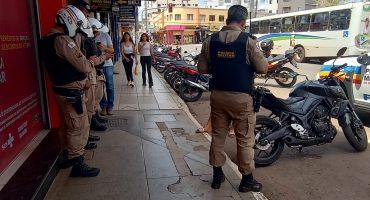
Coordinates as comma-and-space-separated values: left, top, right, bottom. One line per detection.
0, 0, 43, 175
356, 4, 370, 49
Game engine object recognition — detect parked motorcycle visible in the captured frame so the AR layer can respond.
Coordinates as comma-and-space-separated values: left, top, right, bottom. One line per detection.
257, 39, 300, 88
178, 71, 210, 102
253, 47, 368, 166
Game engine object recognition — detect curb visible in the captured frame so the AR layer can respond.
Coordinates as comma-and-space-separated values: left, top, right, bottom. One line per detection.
153, 70, 268, 200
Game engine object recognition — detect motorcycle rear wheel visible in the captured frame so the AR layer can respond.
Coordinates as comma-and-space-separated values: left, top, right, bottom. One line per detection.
179, 78, 203, 102
275, 67, 297, 88
254, 116, 285, 166
342, 116, 368, 152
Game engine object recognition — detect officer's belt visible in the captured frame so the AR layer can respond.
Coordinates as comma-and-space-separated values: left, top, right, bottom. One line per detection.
52, 86, 84, 97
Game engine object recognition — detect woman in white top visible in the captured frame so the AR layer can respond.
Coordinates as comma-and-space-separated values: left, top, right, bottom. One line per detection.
120, 32, 137, 87
138, 33, 156, 88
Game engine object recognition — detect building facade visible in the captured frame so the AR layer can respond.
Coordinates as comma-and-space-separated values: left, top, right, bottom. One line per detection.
153, 7, 228, 44
204, 0, 252, 9
268, 0, 319, 14
141, 0, 200, 35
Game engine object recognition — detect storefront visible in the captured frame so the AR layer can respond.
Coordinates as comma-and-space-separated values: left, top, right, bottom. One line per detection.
166, 25, 184, 45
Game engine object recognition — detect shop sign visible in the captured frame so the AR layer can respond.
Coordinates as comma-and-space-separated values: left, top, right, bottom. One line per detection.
0, 1, 43, 174
113, 0, 141, 6
91, 0, 112, 13
210, 25, 219, 31
117, 5, 136, 22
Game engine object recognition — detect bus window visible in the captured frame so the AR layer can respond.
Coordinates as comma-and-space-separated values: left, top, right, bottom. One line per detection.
281, 17, 295, 33
244, 26, 250, 33
251, 21, 259, 34
270, 18, 281, 33
329, 9, 351, 31
260, 20, 270, 34
311, 12, 329, 31
295, 14, 310, 32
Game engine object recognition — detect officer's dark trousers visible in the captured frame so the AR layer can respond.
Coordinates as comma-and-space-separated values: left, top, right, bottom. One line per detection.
140, 56, 153, 84
209, 89, 256, 175
123, 54, 134, 82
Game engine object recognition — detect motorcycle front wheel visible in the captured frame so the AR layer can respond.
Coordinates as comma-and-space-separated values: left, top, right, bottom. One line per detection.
254, 116, 285, 166
275, 67, 297, 88
342, 114, 368, 152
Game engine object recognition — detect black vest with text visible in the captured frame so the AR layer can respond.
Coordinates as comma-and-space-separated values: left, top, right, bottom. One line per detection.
209, 32, 254, 94
39, 33, 87, 86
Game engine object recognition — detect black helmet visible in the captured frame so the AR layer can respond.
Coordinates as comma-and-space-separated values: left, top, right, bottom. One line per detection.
260, 39, 274, 51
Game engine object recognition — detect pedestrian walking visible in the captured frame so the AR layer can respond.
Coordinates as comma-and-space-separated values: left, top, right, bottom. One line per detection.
120, 32, 138, 87
138, 33, 155, 88
197, 5, 268, 192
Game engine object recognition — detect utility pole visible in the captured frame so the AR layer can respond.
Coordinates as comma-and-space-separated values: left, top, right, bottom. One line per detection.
145, 1, 148, 33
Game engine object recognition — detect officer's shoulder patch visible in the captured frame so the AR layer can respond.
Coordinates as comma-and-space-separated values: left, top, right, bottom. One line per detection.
75, 50, 83, 58
68, 42, 76, 49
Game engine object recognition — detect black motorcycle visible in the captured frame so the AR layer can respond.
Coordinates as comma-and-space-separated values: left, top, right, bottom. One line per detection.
253, 47, 368, 166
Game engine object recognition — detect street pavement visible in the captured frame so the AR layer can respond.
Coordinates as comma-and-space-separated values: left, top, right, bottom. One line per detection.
179, 45, 370, 200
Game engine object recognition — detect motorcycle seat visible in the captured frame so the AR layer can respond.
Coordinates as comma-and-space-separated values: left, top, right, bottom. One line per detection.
266, 55, 285, 63
278, 97, 304, 105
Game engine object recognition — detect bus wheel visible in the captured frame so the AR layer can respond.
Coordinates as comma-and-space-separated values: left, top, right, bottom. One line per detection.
295, 46, 307, 63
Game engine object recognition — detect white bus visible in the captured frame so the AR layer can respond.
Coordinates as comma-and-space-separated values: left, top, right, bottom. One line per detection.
245, 2, 370, 63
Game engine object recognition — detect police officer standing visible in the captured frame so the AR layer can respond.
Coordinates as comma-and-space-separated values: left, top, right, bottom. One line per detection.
39, 5, 100, 177
197, 5, 268, 192
73, 0, 110, 136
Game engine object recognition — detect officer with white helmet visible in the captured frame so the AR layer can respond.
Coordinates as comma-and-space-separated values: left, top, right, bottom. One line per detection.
39, 5, 100, 177
73, 0, 112, 133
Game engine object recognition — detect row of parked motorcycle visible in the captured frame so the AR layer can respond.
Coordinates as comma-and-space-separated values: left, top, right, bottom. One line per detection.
151, 43, 368, 166
151, 39, 300, 103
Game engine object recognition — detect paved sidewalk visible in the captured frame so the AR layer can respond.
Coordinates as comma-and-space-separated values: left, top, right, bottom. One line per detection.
44, 60, 265, 200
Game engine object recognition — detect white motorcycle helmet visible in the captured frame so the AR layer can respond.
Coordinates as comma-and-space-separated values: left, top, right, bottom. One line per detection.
55, 5, 93, 37
88, 17, 109, 33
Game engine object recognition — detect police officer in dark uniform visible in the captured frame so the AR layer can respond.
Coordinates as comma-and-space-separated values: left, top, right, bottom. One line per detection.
39, 5, 100, 177
197, 5, 268, 192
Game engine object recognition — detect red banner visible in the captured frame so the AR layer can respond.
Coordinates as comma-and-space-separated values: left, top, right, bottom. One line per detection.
0, 0, 43, 174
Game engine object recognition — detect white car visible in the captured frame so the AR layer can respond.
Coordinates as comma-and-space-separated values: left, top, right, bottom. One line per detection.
316, 54, 370, 112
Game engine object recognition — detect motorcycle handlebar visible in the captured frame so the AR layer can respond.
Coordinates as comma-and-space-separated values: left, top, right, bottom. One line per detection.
331, 63, 348, 73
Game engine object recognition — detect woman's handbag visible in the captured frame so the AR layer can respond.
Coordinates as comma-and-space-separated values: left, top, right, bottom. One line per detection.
134, 63, 139, 76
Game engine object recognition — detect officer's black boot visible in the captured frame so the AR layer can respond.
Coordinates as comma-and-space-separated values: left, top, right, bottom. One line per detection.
95, 111, 108, 123
88, 135, 100, 142
90, 115, 107, 131
60, 150, 72, 169
85, 142, 98, 150
239, 173, 263, 192
211, 166, 225, 189
70, 156, 100, 177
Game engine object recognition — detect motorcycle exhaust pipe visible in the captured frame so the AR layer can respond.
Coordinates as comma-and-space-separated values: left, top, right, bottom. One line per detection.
185, 80, 207, 91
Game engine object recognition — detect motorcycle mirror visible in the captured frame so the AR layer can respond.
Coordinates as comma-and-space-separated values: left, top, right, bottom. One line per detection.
336, 47, 347, 57
357, 54, 369, 65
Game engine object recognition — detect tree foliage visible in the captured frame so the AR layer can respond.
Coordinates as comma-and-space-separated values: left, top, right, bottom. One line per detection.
314, 0, 341, 7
